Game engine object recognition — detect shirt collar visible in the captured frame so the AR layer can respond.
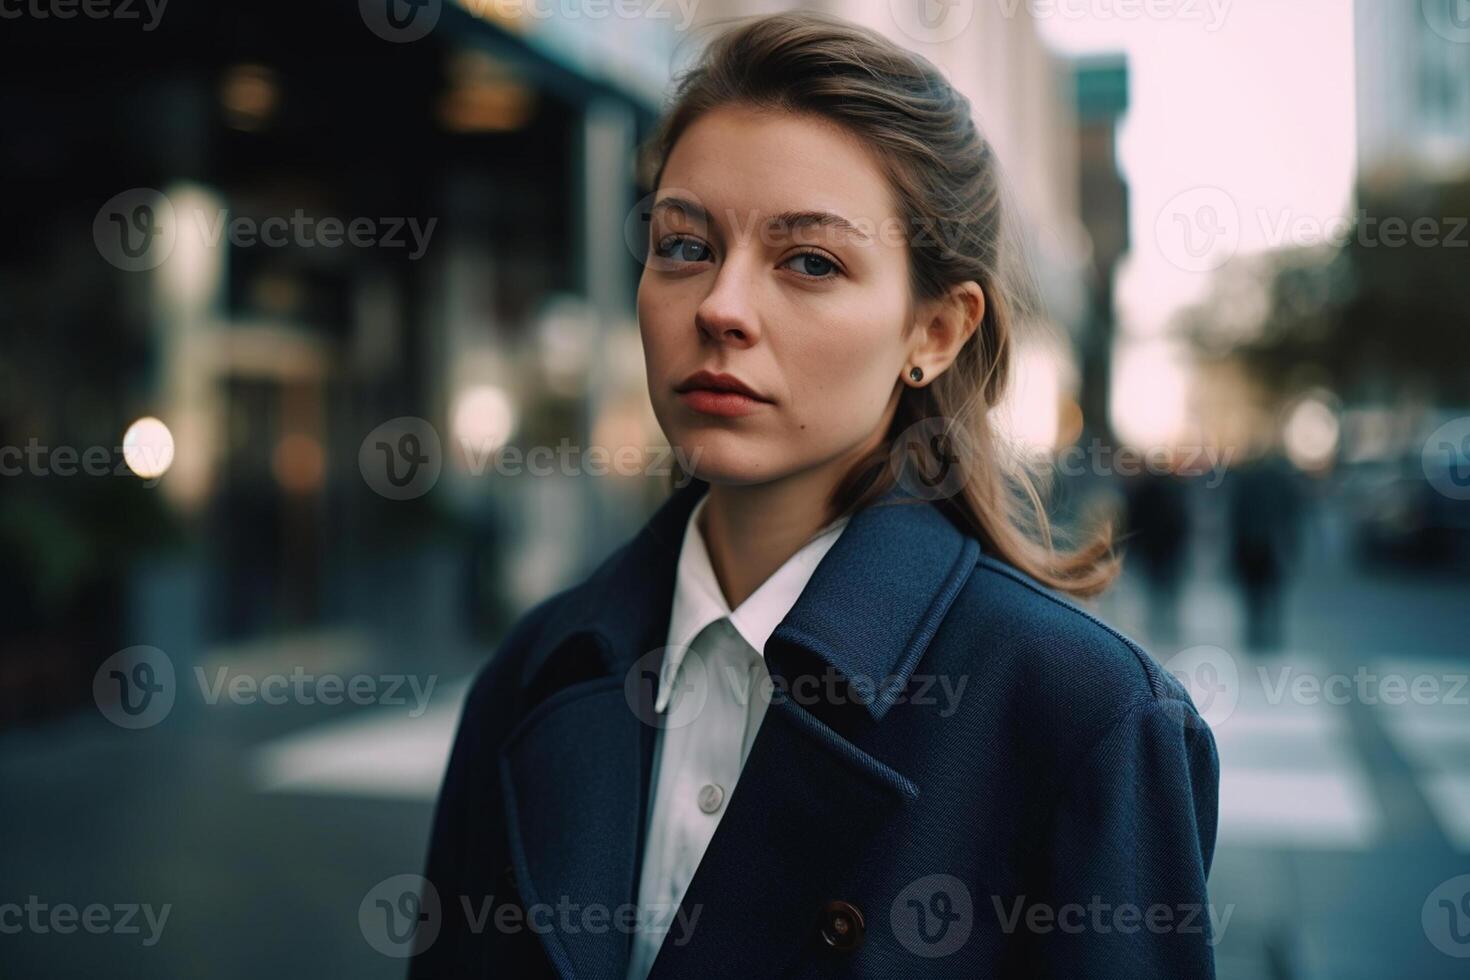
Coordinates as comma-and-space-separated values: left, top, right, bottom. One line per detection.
655, 493, 849, 713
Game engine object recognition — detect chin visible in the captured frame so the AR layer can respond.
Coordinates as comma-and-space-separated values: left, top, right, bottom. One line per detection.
668, 430, 783, 487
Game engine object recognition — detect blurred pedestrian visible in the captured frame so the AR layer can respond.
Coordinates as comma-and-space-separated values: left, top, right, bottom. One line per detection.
1227, 451, 1303, 651
1124, 465, 1192, 644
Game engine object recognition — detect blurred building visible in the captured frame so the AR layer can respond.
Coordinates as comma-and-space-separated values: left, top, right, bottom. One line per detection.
0, 0, 681, 725
1354, 0, 1470, 187
2, 0, 1102, 727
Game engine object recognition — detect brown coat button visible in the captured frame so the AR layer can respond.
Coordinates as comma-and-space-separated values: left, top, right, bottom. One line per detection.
819, 900, 865, 952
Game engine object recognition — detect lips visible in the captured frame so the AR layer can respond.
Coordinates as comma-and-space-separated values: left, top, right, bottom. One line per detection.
674, 370, 771, 402
673, 370, 772, 419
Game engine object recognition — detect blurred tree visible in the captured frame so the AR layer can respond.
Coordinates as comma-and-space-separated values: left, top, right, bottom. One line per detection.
1180, 175, 1470, 403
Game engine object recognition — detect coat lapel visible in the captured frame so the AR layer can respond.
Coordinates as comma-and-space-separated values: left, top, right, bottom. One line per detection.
497, 482, 692, 980
498, 670, 653, 979
498, 477, 980, 979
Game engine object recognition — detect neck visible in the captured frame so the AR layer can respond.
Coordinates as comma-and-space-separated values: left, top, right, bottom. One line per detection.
697, 471, 836, 611
698, 424, 893, 609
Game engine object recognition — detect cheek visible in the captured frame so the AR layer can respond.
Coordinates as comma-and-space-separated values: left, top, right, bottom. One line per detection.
781, 314, 901, 432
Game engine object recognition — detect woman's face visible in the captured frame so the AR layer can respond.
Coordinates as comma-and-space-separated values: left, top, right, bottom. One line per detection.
638, 105, 922, 487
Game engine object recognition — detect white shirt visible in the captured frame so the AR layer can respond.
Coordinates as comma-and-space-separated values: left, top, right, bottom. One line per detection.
624, 492, 848, 979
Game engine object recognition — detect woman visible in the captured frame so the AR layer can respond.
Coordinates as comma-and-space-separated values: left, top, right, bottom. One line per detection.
411, 12, 1219, 979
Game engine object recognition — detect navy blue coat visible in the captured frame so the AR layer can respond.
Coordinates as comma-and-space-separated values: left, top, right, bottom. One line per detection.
410, 477, 1220, 979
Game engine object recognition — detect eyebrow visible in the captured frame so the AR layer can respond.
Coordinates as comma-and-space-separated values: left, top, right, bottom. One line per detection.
650, 196, 873, 244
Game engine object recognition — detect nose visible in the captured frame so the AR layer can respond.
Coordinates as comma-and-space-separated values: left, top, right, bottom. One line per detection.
694, 261, 761, 348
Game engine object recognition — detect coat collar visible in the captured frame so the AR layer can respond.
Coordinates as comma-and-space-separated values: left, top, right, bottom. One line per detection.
655, 488, 849, 714
498, 476, 981, 979
521, 476, 980, 722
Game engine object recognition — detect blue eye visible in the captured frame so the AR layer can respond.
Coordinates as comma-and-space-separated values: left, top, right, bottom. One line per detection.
784, 250, 840, 278
655, 234, 711, 263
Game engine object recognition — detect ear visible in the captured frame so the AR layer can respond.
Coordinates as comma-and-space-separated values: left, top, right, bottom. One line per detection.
906, 281, 984, 384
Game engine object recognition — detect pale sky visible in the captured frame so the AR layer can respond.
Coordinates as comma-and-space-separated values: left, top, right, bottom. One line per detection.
1037, 0, 1358, 337
1035, 0, 1358, 444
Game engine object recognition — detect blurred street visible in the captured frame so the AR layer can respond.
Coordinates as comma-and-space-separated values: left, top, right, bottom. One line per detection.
1101, 487, 1470, 980
3, 489, 1467, 979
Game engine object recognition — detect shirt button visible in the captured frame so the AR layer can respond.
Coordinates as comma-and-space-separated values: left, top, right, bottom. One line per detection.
697, 782, 724, 813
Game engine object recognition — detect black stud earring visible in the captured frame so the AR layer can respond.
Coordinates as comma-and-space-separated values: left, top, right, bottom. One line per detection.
909, 366, 924, 383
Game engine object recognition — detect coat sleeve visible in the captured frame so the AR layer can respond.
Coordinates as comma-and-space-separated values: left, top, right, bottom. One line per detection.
1024, 696, 1221, 979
